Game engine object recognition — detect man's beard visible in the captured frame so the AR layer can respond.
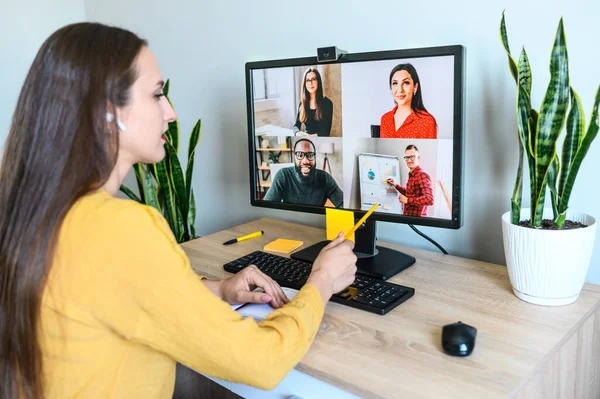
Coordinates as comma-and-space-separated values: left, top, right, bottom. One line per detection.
295, 164, 316, 182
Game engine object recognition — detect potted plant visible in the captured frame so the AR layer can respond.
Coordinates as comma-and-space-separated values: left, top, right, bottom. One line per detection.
500, 13, 600, 306
120, 80, 202, 243
267, 151, 280, 164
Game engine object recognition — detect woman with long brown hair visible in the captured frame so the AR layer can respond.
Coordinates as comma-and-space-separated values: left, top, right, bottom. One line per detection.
0, 23, 357, 398
379, 63, 437, 139
292, 67, 334, 137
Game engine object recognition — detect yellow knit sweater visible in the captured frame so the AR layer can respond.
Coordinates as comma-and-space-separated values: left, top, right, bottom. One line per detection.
41, 190, 324, 398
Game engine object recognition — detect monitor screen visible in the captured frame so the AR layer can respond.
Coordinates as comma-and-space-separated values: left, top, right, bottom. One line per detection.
246, 45, 464, 229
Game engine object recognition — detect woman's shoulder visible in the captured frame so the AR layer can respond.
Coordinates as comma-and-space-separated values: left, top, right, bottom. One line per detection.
380, 108, 395, 123
322, 96, 333, 106
65, 190, 167, 237
415, 110, 436, 124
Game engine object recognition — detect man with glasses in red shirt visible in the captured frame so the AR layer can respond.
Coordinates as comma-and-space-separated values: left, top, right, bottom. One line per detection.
386, 144, 434, 216
264, 139, 343, 207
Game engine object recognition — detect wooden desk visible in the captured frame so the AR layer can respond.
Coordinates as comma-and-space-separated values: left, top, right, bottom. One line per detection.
181, 218, 600, 398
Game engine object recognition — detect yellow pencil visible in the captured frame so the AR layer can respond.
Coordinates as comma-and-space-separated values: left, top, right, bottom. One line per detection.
345, 203, 379, 240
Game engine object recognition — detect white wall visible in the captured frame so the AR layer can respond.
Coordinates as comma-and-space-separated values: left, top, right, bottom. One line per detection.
29, 0, 600, 285
0, 0, 86, 150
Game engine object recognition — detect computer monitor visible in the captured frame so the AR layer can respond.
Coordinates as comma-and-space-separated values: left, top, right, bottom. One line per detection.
245, 45, 465, 280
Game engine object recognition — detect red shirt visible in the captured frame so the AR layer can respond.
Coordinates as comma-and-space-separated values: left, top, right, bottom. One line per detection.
380, 106, 437, 139
394, 165, 434, 216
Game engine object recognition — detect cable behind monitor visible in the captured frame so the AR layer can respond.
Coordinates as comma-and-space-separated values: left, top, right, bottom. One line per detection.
408, 224, 449, 255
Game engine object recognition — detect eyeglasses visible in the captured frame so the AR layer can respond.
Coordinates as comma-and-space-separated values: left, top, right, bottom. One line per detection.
305, 77, 318, 84
403, 155, 417, 161
294, 151, 316, 161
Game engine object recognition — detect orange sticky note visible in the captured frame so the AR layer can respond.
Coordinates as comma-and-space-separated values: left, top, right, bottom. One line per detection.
326, 208, 355, 243
263, 238, 304, 254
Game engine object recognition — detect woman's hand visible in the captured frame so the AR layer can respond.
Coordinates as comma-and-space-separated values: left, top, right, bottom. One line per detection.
219, 266, 290, 308
399, 194, 408, 204
306, 233, 357, 304
386, 178, 396, 186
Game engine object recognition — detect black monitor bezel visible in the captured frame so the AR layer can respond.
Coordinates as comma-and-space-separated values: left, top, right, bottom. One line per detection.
245, 45, 465, 229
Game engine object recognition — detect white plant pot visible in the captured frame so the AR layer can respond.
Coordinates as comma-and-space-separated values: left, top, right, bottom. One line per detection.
501, 208, 597, 306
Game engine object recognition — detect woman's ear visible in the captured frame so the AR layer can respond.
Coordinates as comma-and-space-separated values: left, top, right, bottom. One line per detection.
106, 101, 127, 132
414, 82, 419, 95
106, 112, 127, 131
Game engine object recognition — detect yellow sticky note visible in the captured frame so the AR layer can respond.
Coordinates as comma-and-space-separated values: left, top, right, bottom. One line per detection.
326, 208, 355, 243
264, 238, 304, 254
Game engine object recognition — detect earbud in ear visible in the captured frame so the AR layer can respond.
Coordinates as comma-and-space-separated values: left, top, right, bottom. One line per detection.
106, 112, 127, 131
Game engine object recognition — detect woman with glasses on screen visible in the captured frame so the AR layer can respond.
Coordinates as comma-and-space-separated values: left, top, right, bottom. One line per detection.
0, 23, 357, 398
380, 63, 437, 139
293, 67, 334, 137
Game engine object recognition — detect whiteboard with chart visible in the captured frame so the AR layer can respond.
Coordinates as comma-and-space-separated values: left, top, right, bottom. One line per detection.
358, 153, 402, 214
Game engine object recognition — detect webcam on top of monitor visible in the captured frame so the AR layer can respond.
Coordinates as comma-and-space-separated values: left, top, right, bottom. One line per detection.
317, 46, 347, 63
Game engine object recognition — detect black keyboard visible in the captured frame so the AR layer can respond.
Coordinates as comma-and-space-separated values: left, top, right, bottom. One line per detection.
223, 250, 415, 315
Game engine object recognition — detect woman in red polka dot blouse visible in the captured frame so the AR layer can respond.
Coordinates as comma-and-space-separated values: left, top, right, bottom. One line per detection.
379, 63, 437, 139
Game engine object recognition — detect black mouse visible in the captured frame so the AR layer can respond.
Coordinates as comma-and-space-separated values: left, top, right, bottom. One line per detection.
441, 321, 477, 357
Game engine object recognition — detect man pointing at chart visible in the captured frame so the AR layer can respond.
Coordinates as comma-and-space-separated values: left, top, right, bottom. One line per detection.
386, 144, 434, 217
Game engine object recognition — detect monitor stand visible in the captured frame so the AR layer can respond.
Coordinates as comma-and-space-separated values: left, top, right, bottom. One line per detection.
290, 219, 416, 281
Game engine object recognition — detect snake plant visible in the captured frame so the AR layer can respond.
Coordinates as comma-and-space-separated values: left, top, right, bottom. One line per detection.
501, 12, 600, 228
119, 80, 202, 242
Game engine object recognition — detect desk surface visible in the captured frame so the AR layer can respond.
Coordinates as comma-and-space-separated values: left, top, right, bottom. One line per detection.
181, 218, 600, 399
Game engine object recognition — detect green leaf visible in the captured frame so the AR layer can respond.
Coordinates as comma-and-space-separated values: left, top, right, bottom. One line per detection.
119, 184, 141, 202
176, 206, 186, 243
515, 62, 537, 224
186, 120, 202, 217
547, 155, 559, 220
558, 83, 600, 213
141, 165, 160, 212
517, 48, 532, 96
511, 142, 524, 224
500, 12, 519, 85
157, 188, 165, 212
532, 18, 569, 226
555, 212, 567, 228
516, 63, 532, 157
166, 141, 189, 241
533, 184, 546, 227
132, 163, 145, 203
163, 79, 170, 96
528, 110, 539, 225
155, 160, 181, 240
148, 162, 158, 182
528, 109, 539, 159
188, 189, 196, 239
165, 120, 180, 154
163, 79, 180, 153
558, 87, 585, 198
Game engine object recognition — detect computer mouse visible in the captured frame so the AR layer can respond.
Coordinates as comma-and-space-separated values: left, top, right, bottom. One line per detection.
441, 321, 477, 357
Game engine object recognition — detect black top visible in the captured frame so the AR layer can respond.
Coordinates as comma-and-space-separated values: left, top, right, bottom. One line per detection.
292, 97, 333, 137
